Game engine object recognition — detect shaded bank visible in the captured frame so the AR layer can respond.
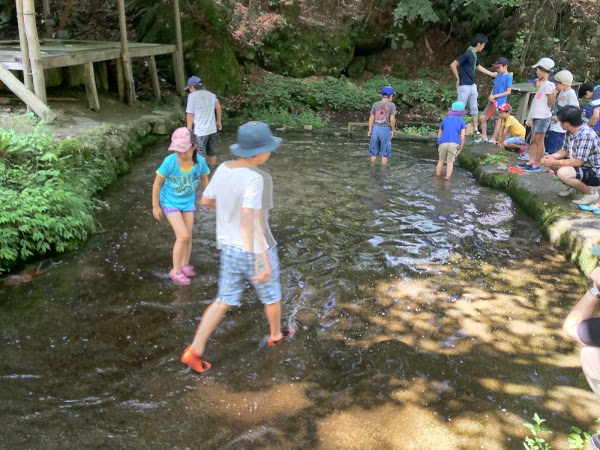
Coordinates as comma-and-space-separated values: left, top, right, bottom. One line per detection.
458, 140, 600, 276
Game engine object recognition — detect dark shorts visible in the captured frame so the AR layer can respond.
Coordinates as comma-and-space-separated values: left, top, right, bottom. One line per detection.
575, 167, 600, 187
544, 131, 565, 154
197, 133, 217, 157
577, 318, 600, 346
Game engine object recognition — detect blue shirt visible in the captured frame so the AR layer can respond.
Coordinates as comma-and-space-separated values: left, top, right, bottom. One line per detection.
456, 48, 480, 86
582, 103, 600, 132
438, 115, 467, 145
156, 153, 210, 210
492, 72, 513, 107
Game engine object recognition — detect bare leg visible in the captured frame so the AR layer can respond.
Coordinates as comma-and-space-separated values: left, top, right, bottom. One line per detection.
381, 157, 388, 165
189, 301, 231, 356
166, 212, 192, 273
181, 211, 194, 268
208, 155, 216, 171
471, 114, 479, 134
557, 167, 595, 195
370, 156, 377, 164
479, 114, 487, 138
445, 161, 454, 180
529, 131, 545, 167
436, 160, 444, 176
264, 301, 283, 341
490, 119, 502, 142
563, 267, 600, 341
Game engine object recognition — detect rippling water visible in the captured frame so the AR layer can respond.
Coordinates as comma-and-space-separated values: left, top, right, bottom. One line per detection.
1, 133, 598, 449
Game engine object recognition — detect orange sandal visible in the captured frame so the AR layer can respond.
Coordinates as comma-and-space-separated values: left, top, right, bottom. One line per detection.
181, 346, 211, 373
268, 328, 295, 347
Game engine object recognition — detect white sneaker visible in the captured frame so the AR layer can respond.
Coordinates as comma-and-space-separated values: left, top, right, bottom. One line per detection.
571, 192, 600, 205
558, 187, 575, 197
518, 153, 530, 161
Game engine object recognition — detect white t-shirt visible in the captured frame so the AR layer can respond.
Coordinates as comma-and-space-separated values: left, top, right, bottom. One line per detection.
528, 80, 555, 120
548, 88, 579, 133
186, 90, 218, 137
203, 163, 276, 252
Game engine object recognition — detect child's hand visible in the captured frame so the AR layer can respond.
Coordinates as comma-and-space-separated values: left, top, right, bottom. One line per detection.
152, 206, 163, 221
251, 252, 271, 284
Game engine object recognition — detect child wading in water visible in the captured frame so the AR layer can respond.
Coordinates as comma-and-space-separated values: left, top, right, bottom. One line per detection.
152, 127, 210, 285
436, 101, 467, 180
181, 121, 293, 373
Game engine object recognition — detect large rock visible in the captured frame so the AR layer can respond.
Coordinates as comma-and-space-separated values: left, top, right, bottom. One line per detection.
259, 25, 354, 78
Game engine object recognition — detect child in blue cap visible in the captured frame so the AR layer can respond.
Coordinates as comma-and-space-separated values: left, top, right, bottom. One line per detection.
436, 101, 467, 180
367, 86, 396, 165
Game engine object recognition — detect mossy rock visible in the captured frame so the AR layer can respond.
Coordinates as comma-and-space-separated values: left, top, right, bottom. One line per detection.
346, 57, 367, 79
259, 25, 354, 78
187, 43, 242, 97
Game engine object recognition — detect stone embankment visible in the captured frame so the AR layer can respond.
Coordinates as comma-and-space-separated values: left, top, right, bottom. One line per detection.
460, 139, 600, 276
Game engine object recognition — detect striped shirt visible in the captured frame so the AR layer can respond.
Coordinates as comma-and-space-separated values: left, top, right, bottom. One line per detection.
565, 124, 600, 175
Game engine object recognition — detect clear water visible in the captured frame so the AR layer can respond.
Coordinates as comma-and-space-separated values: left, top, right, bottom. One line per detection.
1, 134, 598, 449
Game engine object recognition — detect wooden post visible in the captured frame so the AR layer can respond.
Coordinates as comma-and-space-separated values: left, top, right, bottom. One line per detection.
22, 0, 47, 104
15, 0, 33, 93
116, 58, 125, 101
173, 0, 185, 96
41, 0, 53, 38
83, 62, 100, 111
0, 65, 56, 122
148, 56, 161, 100
117, 0, 135, 105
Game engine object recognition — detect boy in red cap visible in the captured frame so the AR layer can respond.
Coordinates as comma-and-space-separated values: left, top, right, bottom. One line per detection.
479, 57, 512, 144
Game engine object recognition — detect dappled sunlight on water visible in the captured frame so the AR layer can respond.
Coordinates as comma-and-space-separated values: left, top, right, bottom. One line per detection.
1, 134, 599, 449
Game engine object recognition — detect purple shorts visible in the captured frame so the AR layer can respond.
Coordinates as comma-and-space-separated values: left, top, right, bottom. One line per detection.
162, 206, 196, 215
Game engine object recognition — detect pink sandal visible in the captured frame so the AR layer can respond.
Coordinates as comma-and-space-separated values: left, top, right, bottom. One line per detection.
181, 265, 196, 277
170, 269, 190, 285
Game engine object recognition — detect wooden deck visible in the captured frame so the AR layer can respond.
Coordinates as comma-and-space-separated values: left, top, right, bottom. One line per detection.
0, 39, 178, 111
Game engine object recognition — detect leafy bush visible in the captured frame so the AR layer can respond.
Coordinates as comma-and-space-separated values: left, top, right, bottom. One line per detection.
239, 74, 455, 127
0, 124, 121, 274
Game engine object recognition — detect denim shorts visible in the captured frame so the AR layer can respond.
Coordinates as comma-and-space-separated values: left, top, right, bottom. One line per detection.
216, 245, 281, 306
575, 167, 600, 187
544, 131, 565, 154
531, 117, 551, 133
505, 136, 526, 146
369, 126, 392, 158
162, 205, 196, 215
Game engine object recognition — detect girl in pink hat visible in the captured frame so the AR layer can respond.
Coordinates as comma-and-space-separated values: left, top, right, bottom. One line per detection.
152, 127, 210, 285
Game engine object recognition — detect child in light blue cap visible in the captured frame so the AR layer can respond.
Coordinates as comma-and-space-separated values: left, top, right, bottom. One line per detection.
436, 101, 467, 180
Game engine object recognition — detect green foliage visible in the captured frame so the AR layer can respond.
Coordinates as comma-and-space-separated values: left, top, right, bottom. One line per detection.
481, 151, 513, 165
522, 414, 599, 450
568, 425, 592, 449
239, 74, 455, 128
397, 125, 435, 136
523, 413, 552, 450
0, 124, 122, 274
393, 0, 439, 24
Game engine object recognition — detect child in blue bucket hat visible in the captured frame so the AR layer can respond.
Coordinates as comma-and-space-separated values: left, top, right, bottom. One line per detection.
181, 121, 294, 373
436, 101, 467, 180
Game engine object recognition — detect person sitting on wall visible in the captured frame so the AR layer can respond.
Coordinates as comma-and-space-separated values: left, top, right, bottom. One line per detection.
541, 105, 600, 206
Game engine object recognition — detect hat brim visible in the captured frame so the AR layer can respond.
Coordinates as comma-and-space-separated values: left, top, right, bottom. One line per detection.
591, 245, 600, 256
448, 109, 467, 116
591, 99, 600, 106
230, 136, 282, 158
169, 143, 192, 153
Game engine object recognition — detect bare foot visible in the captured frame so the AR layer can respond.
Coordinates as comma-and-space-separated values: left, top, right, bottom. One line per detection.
444, 176, 450, 181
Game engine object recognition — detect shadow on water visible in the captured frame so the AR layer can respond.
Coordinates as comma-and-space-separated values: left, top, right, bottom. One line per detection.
1, 134, 598, 449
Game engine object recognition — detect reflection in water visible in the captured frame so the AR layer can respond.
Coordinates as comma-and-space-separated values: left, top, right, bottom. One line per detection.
1, 135, 598, 449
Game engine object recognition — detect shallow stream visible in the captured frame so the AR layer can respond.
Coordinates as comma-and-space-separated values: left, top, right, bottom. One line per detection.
1, 133, 599, 449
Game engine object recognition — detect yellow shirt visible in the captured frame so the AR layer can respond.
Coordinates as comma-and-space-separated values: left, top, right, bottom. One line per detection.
501, 115, 526, 139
